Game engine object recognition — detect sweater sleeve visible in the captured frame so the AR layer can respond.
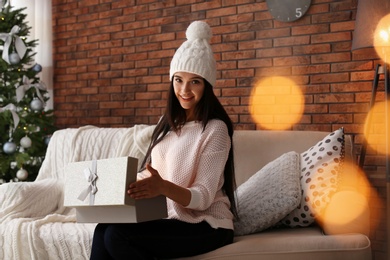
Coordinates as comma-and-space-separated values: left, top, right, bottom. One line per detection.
185, 121, 231, 210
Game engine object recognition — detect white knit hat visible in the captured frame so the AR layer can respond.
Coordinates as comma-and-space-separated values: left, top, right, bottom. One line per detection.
169, 21, 216, 86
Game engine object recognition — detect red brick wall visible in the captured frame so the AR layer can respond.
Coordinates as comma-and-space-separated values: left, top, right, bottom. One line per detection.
51, 0, 387, 259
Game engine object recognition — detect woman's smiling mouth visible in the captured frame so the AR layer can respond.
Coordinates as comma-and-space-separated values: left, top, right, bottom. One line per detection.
180, 95, 194, 101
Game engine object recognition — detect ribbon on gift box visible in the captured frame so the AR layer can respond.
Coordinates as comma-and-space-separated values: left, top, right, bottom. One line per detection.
16, 75, 47, 104
0, 103, 19, 131
0, 25, 27, 64
77, 160, 98, 205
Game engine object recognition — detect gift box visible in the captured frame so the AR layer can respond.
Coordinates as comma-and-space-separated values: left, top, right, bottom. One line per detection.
64, 156, 167, 223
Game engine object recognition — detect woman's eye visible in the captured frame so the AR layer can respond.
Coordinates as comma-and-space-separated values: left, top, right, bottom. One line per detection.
192, 80, 200, 84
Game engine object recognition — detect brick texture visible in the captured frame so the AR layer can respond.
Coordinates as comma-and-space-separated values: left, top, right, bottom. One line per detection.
51, 0, 387, 259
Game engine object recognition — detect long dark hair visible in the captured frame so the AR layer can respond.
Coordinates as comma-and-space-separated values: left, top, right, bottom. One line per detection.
141, 78, 238, 218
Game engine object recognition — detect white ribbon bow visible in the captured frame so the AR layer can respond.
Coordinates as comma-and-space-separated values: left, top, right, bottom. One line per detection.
77, 160, 98, 205
0, 25, 27, 64
0, 104, 19, 131
16, 75, 47, 103
0, 0, 9, 9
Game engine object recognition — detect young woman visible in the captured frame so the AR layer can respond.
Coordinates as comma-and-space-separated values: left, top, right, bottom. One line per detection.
90, 21, 237, 260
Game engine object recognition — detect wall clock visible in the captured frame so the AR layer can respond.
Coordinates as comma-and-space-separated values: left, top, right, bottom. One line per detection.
266, 0, 311, 22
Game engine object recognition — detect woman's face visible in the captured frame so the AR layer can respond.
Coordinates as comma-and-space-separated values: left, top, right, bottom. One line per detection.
173, 72, 205, 121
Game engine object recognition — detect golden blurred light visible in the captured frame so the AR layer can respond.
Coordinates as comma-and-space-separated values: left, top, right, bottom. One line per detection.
363, 101, 388, 155
249, 76, 304, 130
374, 14, 390, 63
316, 162, 382, 235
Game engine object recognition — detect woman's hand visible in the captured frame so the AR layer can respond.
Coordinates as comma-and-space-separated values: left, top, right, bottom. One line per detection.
128, 163, 191, 206
127, 164, 165, 199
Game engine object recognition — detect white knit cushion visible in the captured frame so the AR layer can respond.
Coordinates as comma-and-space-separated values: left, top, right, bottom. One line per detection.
234, 151, 301, 236
280, 128, 345, 227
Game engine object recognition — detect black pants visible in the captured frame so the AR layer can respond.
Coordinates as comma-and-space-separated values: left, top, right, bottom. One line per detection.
90, 219, 234, 260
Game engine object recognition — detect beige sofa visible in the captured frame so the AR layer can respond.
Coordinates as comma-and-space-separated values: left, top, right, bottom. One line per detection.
181, 130, 371, 260
0, 126, 371, 260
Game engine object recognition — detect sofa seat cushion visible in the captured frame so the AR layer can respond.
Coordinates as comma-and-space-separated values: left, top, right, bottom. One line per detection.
177, 226, 372, 260
233, 151, 301, 236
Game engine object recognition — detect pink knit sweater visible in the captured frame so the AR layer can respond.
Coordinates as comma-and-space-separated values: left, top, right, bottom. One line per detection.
140, 119, 233, 230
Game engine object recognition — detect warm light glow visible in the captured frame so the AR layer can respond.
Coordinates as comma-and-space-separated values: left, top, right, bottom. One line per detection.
249, 76, 304, 130
363, 101, 388, 155
374, 14, 390, 63
316, 162, 382, 235
379, 30, 389, 43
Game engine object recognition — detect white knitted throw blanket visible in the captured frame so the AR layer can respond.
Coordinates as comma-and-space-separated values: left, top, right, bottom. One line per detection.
0, 124, 155, 260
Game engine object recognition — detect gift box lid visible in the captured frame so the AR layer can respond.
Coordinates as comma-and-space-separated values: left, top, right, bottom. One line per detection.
64, 156, 138, 207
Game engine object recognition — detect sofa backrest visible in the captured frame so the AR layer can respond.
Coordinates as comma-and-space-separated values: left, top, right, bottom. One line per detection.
37, 127, 127, 181
233, 130, 354, 186
37, 127, 355, 188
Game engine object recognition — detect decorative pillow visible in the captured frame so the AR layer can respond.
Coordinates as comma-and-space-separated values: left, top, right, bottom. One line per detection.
280, 128, 345, 227
234, 151, 301, 236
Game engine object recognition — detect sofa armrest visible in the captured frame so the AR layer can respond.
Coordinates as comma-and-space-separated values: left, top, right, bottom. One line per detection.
320, 190, 370, 236
0, 179, 65, 220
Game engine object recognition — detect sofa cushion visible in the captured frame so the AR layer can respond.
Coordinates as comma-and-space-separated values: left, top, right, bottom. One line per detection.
280, 128, 345, 227
233, 151, 301, 236
177, 226, 372, 260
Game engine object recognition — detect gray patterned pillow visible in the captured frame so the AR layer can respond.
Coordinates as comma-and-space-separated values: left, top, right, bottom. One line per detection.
234, 151, 301, 236
280, 128, 345, 227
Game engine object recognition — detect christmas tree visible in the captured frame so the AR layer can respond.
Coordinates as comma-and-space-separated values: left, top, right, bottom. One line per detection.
0, 4, 56, 183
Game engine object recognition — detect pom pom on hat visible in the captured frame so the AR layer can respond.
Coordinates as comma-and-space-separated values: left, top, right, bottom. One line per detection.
186, 21, 212, 41
169, 21, 216, 86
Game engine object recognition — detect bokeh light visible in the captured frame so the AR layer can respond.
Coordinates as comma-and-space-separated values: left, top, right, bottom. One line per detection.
316, 161, 382, 235
363, 101, 388, 155
249, 76, 304, 130
374, 13, 390, 63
